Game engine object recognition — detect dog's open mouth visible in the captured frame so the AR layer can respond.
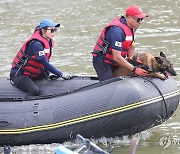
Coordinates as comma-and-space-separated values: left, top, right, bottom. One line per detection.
163, 69, 177, 78
163, 71, 172, 79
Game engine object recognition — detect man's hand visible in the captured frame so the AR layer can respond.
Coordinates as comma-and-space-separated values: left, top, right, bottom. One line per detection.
133, 66, 148, 76
61, 73, 73, 80
49, 74, 59, 80
49, 73, 73, 80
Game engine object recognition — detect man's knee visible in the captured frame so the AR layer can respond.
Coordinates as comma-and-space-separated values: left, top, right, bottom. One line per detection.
28, 86, 40, 96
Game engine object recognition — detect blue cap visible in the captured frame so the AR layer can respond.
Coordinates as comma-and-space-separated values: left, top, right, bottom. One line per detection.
39, 19, 60, 29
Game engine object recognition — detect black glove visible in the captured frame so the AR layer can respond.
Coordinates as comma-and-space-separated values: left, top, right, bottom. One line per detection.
61, 73, 73, 80
49, 75, 59, 80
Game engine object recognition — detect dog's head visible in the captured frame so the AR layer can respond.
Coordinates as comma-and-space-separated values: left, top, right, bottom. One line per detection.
154, 52, 177, 78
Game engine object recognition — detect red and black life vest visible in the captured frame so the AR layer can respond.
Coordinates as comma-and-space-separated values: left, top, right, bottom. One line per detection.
93, 16, 135, 66
12, 30, 54, 79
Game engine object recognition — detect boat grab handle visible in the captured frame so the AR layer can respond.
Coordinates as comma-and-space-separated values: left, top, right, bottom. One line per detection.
33, 103, 39, 107
33, 111, 39, 117
0, 119, 11, 127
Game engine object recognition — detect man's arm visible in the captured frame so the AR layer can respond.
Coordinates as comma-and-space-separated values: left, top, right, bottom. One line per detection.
107, 27, 147, 76
40, 58, 63, 76
128, 44, 136, 57
112, 49, 134, 71
28, 41, 63, 76
112, 49, 147, 76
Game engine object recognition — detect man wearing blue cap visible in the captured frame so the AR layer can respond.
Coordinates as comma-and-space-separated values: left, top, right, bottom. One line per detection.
10, 19, 72, 96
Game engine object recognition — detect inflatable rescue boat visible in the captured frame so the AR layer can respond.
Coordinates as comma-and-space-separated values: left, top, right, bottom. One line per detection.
0, 76, 179, 146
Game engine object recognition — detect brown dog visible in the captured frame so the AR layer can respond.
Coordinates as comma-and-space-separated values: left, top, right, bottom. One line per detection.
113, 52, 176, 79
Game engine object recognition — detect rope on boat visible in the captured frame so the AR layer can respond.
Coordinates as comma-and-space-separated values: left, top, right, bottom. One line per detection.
141, 77, 168, 120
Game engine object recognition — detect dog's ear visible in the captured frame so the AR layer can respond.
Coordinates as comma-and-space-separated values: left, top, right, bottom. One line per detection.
160, 52, 166, 58
154, 56, 163, 64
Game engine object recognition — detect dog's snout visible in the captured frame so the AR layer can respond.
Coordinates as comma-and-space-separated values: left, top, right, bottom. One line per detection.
169, 69, 177, 76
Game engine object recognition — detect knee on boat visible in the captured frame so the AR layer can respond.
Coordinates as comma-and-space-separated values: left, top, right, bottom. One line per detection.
28, 87, 40, 96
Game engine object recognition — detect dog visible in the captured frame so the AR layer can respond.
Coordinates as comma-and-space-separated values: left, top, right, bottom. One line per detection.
113, 52, 177, 80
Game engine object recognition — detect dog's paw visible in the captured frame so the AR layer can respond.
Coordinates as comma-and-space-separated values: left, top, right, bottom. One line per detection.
159, 75, 167, 80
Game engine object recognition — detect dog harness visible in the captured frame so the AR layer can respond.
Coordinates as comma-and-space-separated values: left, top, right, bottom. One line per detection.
128, 54, 151, 73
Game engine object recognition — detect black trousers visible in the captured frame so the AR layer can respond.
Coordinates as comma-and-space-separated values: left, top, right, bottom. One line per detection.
92, 56, 117, 81
10, 74, 40, 96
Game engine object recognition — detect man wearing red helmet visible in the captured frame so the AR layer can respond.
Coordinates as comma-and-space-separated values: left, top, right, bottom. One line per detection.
92, 5, 148, 81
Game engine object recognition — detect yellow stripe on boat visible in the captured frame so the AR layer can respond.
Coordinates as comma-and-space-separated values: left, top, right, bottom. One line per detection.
0, 90, 179, 134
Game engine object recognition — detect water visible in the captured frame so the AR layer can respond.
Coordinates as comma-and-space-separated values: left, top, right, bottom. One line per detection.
0, 0, 180, 153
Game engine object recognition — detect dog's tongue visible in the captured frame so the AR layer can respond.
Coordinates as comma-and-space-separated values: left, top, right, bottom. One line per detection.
165, 71, 172, 79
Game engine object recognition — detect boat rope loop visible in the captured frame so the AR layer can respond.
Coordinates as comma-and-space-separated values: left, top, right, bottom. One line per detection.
141, 77, 168, 120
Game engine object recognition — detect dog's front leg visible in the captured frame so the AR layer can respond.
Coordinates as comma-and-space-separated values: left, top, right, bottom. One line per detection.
146, 72, 166, 80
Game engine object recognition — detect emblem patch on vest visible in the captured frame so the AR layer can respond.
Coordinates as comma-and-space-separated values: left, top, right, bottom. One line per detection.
115, 41, 122, 47
38, 51, 45, 56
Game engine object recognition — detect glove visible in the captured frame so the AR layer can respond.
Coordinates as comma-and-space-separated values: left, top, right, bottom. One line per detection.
61, 73, 73, 80
132, 66, 148, 76
49, 74, 59, 80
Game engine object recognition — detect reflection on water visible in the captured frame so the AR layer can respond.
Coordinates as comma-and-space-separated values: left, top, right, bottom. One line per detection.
0, 0, 180, 153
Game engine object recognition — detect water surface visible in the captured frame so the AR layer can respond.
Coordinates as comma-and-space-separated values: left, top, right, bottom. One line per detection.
0, 0, 180, 153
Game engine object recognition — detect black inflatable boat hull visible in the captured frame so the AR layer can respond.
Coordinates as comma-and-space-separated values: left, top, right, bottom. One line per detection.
0, 76, 179, 146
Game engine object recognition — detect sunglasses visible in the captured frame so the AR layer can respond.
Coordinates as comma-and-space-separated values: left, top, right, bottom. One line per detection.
131, 16, 143, 22
46, 28, 57, 33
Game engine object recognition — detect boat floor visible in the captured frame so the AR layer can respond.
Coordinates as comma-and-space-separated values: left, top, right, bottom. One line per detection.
0, 76, 100, 100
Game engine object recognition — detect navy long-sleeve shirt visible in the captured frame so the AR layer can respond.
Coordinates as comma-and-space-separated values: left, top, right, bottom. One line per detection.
11, 40, 63, 77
